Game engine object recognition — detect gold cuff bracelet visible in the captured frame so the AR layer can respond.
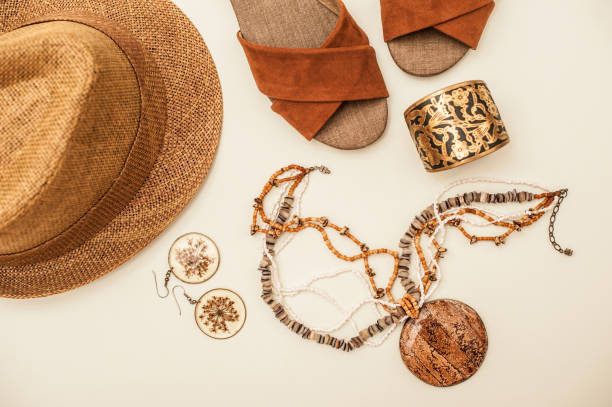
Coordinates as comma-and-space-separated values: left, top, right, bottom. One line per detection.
404, 80, 510, 172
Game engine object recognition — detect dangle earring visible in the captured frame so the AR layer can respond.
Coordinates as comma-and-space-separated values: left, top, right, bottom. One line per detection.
154, 232, 247, 339
172, 286, 247, 339
153, 232, 220, 298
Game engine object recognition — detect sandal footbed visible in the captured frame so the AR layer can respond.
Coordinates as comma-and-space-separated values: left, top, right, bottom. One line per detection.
388, 28, 469, 77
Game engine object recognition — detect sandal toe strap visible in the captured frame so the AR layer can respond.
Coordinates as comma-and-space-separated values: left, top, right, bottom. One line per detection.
238, 1, 388, 140
381, 0, 495, 49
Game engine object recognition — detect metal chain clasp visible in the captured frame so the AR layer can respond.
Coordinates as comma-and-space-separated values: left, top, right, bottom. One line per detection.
549, 189, 573, 256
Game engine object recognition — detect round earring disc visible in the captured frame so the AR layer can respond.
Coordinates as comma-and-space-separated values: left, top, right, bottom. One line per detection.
168, 232, 220, 284
195, 288, 246, 339
399, 299, 487, 387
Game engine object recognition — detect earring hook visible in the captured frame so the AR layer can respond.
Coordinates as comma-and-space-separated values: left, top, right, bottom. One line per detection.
171, 285, 186, 316
152, 270, 170, 299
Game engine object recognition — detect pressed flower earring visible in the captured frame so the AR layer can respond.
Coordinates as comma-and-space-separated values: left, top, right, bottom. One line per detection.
172, 286, 247, 339
153, 232, 220, 297
153, 233, 247, 339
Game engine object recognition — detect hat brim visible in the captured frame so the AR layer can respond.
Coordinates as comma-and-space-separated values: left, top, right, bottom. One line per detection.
0, 0, 223, 298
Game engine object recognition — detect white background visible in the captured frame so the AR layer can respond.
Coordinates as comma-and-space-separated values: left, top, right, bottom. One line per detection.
2, 1, 611, 406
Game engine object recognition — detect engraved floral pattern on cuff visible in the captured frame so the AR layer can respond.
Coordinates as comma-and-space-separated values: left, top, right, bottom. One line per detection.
405, 81, 510, 172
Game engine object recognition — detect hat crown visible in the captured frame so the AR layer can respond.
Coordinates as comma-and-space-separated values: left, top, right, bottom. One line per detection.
0, 21, 141, 255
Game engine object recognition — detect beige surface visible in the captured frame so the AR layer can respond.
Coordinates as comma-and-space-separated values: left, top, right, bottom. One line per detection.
1, 0, 611, 406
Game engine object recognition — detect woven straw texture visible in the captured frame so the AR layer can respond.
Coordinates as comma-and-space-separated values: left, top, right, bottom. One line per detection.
0, 22, 142, 255
0, 0, 223, 298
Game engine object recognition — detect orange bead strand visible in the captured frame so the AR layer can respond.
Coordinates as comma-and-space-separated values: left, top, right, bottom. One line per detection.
251, 166, 564, 316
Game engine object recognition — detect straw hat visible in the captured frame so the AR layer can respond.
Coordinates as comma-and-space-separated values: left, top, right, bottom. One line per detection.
0, 1, 223, 298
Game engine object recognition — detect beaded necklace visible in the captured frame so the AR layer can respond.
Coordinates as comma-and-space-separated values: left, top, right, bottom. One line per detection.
252, 165, 571, 386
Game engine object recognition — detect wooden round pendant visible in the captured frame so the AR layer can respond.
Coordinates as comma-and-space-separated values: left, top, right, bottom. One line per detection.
399, 299, 487, 387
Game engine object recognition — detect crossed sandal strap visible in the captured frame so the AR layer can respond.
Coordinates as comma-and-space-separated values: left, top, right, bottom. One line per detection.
238, 1, 388, 140
381, 0, 495, 49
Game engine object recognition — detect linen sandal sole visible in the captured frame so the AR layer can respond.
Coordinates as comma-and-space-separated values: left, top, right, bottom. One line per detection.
387, 29, 469, 77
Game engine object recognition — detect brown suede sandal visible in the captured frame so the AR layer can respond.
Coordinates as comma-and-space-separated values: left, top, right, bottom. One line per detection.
232, 0, 389, 150
380, 0, 495, 76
